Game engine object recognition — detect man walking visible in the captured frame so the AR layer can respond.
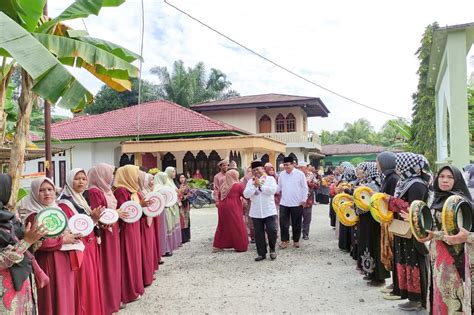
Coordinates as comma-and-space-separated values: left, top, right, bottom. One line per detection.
243, 160, 278, 261
278, 156, 308, 249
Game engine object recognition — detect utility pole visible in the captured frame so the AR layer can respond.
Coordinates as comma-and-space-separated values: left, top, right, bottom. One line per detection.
43, 2, 53, 179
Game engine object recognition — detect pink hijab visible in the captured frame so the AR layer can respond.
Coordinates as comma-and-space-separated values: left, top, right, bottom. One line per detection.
219, 169, 240, 201
87, 163, 117, 209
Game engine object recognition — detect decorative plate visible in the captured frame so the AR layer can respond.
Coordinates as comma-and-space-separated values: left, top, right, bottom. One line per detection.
143, 192, 165, 217
68, 214, 94, 236
156, 187, 178, 207
442, 195, 472, 236
120, 201, 143, 223
35, 207, 68, 238
99, 208, 119, 225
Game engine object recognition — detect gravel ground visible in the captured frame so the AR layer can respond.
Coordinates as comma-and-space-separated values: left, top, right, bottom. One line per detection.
121, 204, 428, 314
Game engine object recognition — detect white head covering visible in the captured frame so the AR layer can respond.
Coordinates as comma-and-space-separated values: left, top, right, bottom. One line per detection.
19, 177, 57, 221
61, 168, 91, 214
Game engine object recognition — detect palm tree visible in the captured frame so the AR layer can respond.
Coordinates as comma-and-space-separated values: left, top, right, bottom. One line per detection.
151, 60, 239, 107
337, 118, 375, 144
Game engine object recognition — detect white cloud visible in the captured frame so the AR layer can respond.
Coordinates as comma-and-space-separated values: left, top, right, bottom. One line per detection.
49, 0, 474, 132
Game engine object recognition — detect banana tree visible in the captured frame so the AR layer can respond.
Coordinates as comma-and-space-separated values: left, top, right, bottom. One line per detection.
0, 0, 141, 208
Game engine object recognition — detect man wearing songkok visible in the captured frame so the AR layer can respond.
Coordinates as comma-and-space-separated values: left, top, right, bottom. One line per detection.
244, 160, 278, 261
277, 155, 308, 249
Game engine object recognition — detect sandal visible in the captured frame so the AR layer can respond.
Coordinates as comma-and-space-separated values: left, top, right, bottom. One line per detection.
279, 241, 289, 249
212, 247, 223, 253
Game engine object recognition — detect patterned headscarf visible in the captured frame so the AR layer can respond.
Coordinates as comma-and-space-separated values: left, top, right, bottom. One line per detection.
340, 161, 357, 182
357, 161, 381, 185
394, 152, 432, 198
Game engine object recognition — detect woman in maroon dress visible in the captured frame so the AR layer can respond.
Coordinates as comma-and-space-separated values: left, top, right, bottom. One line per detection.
59, 168, 104, 315
113, 165, 145, 303
20, 177, 79, 315
87, 163, 122, 314
137, 171, 156, 287
213, 169, 248, 252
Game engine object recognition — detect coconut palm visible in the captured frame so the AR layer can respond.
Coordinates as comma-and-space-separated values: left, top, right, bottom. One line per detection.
151, 60, 239, 107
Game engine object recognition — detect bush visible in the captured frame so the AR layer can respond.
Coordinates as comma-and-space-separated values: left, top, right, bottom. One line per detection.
187, 178, 209, 189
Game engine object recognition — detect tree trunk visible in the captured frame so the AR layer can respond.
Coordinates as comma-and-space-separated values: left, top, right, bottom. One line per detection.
7, 70, 34, 210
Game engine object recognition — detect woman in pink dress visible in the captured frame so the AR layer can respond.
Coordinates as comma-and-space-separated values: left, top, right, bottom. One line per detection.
59, 168, 104, 315
113, 165, 145, 303
213, 169, 248, 252
20, 176, 78, 315
87, 163, 122, 314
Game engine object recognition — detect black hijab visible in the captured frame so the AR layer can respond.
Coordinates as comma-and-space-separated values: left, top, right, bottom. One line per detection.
0, 174, 32, 291
432, 165, 473, 210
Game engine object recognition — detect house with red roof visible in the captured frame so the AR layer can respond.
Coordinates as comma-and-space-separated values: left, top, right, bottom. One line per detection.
25, 94, 329, 185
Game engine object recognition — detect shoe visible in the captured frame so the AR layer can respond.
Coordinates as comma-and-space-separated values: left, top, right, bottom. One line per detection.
270, 252, 277, 260
159, 260, 164, 265
363, 275, 372, 281
293, 242, 301, 248
279, 241, 289, 249
367, 279, 385, 287
164, 252, 173, 257
380, 283, 394, 293
255, 256, 266, 262
398, 301, 422, 311
212, 247, 223, 253
383, 292, 402, 300
250, 238, 256, 244
303, 235, 309, 240
119, 303, 126, 310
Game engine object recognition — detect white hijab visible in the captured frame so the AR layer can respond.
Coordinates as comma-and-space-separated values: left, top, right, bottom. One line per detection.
61, 168, 91, 214
19, 177, 57, 221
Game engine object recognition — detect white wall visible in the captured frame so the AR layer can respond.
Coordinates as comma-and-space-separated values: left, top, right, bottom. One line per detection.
203, 109, 258, 133
24, 141, 121, 187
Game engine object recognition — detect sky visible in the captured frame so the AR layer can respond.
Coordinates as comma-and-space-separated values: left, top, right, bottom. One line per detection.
49, 0, 474, 133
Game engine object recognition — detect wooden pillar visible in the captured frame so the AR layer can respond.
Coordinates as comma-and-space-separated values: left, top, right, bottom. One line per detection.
134, 153, 142, 167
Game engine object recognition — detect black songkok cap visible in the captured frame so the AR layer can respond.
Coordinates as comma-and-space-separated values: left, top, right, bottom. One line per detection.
283, 156, 294, 164
251, 160, 263, 169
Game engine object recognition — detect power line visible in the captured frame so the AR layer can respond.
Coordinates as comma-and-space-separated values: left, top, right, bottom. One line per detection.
163, 0, 408, 119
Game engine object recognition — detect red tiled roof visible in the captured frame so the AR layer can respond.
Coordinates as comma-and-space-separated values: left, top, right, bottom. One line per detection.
191, 93, 330, 117
322, 144, 400, 155
43, 100, 246, 141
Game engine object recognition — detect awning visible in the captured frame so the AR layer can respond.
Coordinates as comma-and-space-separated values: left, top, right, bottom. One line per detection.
0, 146, 65, 164
121, 135, 286, 154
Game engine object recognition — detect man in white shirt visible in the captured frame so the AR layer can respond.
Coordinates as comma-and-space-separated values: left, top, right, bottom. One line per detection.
278, 156, 308, 249
243, 160, 278, 261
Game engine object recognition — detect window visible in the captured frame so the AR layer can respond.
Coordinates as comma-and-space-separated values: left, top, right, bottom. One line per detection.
258, 115, 271, 133
59, 161, 66, 188
286, 113, 296, 132
208, 150, 222, 181
260, 154, 269, 164
276, 153, 285, 167
275, 114, 285, 133
162, 152, 176, 170
183, 151, 196, 178
289, 153, 298, 165
38, 161, 45, 173
195, 151, 208, 180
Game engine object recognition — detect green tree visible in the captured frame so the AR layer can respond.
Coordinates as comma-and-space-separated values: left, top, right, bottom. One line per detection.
85, 78, 160, 114
0, 0, 139, 207
410, 22, 439, 167
336, 118, 375, 144
151, 60, 239, 107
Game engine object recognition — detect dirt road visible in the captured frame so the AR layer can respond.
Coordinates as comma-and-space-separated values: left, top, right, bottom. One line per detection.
121, 204, 426, 314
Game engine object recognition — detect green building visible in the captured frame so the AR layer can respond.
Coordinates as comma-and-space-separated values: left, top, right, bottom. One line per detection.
322, 144, 400, 167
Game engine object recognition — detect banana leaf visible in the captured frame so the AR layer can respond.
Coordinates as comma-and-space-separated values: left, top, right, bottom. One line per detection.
33, 33, 138, 91
1, 0, 46, 32
0, 12, 92, 111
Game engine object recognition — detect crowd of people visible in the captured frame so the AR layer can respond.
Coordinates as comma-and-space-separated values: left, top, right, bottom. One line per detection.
0, 164, 192, 314
325, 152, 474, 313
0, 151, 473, 314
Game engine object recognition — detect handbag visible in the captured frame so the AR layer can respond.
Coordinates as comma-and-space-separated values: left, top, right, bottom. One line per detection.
389, 218, 412, 239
